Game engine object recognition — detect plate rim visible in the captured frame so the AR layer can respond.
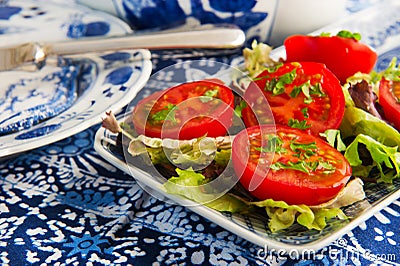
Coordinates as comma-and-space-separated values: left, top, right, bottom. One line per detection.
0, 49, 152, 158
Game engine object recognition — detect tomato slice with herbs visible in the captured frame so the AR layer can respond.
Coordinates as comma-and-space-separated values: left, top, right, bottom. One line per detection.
284, 32, 378, 84
379, 78, 400, 130
242, 62, 345, 136
232, 125, 352, 206
132, 80, 234, 140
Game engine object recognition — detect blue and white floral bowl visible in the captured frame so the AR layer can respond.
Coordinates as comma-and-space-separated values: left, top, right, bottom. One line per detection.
76, 0, 347, 46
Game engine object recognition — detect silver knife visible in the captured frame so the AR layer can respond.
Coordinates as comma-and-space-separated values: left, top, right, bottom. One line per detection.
0, 26, 245, 71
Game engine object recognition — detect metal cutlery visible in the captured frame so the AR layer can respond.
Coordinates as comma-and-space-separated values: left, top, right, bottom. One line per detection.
0, 26, 246, 71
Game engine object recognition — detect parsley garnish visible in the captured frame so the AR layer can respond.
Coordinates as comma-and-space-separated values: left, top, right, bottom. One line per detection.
265, 69, 297, 95
266, 62, 283, 73
255, 135, 286, 153
289, 81, 325, 104
290, 141, 317, 158
288, 118, 311, 130
271, 158, 335, 175
151, 104, 177, 123
301, 107, 309, 118
200, 89, 219, 103
270, 161, 310, 174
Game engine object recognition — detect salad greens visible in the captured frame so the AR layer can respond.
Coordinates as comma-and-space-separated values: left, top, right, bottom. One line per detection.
163, 168, 364, 232
102, 39, 400, 233
242, 40, 276, 77
335, 62, 400, 182
127, 134, 232, 168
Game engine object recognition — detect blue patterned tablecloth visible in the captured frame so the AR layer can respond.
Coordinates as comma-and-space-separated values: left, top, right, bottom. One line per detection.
0, 49, 399, 266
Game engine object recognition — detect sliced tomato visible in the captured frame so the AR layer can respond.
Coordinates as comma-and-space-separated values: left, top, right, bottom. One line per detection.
284, 34, 378, 84
242, 62, 345, 136
132, 80, 234, 140
379, 78, 400, 130
232, 125, 352, 206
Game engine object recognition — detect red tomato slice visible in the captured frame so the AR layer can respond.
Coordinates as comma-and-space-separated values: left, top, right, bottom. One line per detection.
284, 34, 378, 84
232, 125, 352, 206
242, 62, 345, 136
132, 80, 234, 140
379, 78, 400, 130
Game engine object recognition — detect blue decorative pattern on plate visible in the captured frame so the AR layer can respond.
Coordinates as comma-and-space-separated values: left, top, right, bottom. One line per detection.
0, 64, 79, 135
0, 0, 132, 46
94, 0, 400, 252
0, 49, 152, 158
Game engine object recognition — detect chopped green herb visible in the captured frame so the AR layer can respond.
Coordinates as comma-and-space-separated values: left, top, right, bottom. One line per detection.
289, 86, 302, 98
271, 159, 335, 175
200, 89, 219, 103
265, 69, 296, 95
318, 160, 336, 174
152, 104, 177, 123
320, 32, 331, 37
301, 107, 309, 118
310, 82, 326, 97
290, 81, 325, 104
290, 141, 317, 157
266, 62, 283, 73
255, 135, 286, 153
271, 161, 310, 174
288, 118, 311, 130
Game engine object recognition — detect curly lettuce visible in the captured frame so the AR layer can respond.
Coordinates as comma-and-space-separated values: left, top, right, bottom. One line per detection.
163, 168, 365, 233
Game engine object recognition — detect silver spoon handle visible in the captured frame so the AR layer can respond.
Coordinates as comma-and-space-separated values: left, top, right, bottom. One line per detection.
48, 27, 245, 55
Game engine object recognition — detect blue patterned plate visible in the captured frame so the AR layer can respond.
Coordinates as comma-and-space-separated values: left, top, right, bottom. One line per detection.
94, 0, 400, 252
0, 0, 152, 158
0, 49, 152, 158
0, 0, 132, 46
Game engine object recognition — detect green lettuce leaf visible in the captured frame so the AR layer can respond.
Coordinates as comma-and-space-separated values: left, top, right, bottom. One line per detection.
127, 135, 232, 168
163, 168, 356, 233
340, 105, 400, 148
336, 83, 400, 181
163, 168, 247, 211
250, 199, 347, 233
242, 40, 276, 77
345, 134, 400, 182
323, 128, 400, 182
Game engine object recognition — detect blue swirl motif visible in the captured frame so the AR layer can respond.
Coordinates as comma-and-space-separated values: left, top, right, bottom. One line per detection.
65, 14, 111, 38
0, 4, 21, 34
376, 47, 400, 71
0, 4, 21, 20
121, 0, 267, 32
0, 65, 79, 137
101, 52, 140, 97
